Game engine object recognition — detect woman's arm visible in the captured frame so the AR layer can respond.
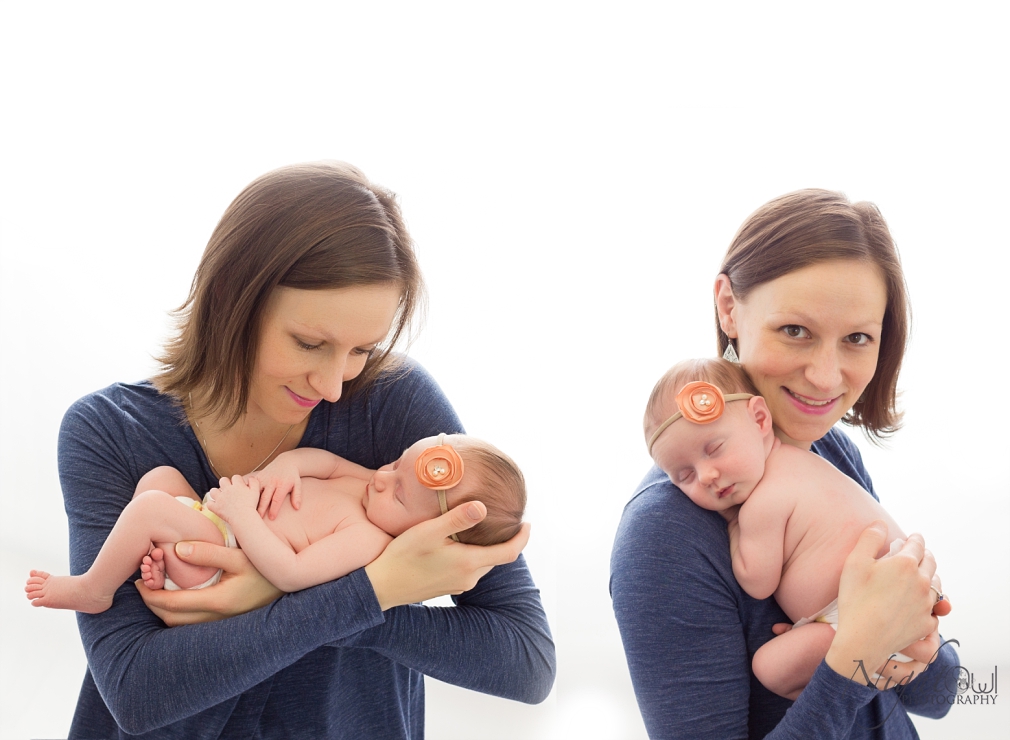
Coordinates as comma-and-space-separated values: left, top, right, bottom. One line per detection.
611, 472, 891, 739
61, 391, 388, 735
329, 360, 556, 704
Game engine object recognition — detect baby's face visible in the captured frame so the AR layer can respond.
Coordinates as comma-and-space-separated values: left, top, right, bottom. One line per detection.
363, 436, 444, 536
650, 401, 769, 512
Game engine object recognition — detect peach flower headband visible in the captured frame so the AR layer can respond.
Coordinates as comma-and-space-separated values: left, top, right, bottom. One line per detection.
647, 381, 753, 455
415, 433, 465, 542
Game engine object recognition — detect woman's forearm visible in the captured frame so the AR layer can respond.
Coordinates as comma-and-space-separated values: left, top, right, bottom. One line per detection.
78, 573, 384, 734
338, 556, 555, 704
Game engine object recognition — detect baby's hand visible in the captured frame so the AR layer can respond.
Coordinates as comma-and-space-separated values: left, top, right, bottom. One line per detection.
247, 458, 302, 520
205, 475, 261, 523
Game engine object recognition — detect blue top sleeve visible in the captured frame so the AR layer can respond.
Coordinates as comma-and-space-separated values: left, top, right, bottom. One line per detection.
61, 359, 554, 738
610, 427, 957, 739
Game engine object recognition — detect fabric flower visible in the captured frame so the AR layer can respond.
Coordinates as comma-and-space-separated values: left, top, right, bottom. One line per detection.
674, 381, 726, 424
415, 443, 465, 490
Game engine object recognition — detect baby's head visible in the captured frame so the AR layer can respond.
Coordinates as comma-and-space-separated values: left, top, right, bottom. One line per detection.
644, 358, 774, 511
364, 434, 526, 546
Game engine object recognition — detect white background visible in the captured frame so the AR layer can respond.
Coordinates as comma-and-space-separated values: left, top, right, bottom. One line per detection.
1, 2, 1007, 738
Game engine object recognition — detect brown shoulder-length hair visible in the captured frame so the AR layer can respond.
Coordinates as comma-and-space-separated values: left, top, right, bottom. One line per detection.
154, 161, 425, 425
715, 188, 909, 442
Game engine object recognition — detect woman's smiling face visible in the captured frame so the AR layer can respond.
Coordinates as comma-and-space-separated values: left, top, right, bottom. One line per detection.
716, 259, 888, 449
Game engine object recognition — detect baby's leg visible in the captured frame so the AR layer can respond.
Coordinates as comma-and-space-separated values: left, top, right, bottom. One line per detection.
752, 623, 837, 700
134, 466, 205, 589
25, 490, 224, 613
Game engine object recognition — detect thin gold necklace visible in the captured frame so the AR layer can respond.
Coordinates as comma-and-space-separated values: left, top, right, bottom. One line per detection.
189, 393, 294, 477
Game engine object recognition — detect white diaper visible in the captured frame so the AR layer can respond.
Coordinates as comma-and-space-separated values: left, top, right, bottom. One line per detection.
162, 495, 237, 591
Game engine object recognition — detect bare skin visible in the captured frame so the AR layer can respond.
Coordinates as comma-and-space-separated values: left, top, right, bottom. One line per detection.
27, 437, 503, 612
651, 395, 945, 700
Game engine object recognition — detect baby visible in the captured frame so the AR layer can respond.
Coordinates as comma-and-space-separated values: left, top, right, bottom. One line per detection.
644, 358, 940, 700
26, 434, 525, 613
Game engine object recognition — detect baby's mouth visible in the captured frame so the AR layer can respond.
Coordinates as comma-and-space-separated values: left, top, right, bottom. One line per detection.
716, 484, 734, 499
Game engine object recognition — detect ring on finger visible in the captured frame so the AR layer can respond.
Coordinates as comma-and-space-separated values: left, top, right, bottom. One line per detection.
930, 586, 945, 604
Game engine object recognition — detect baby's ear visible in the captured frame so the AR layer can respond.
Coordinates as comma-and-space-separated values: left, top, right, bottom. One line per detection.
748, 396, 773, 435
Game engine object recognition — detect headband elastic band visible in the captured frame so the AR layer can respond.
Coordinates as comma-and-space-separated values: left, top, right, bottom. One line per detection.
646, 387, 751, 456
431, 433, 459, 542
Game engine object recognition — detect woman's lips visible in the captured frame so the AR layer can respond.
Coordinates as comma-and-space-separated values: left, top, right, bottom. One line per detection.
285, 387, 321, 408
783, 388, 839, 416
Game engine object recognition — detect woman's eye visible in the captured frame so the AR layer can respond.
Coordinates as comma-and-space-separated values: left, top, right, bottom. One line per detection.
295, 337, 322, 351
352, 346, 377, 357
845, 332, 872, 346
781, 325, 810, 339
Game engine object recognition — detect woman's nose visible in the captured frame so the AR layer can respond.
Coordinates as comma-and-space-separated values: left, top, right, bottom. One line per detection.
309, 354, 349, 403
804, 342, 843, 392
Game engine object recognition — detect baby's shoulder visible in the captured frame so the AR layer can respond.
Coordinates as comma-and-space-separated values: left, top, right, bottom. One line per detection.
756, 446, 836, 504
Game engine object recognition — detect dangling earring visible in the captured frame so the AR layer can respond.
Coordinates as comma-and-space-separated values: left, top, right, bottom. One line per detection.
722, 339, 740, 364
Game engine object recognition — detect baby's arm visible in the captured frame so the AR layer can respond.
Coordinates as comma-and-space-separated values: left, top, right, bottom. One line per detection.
206, 475, 392, 592
251, 448, 376, 519
729, 487, 789, 600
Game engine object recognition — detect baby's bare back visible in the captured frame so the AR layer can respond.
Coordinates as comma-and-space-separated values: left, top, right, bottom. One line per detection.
760, 445, 904, 621
262, 476, 374, 553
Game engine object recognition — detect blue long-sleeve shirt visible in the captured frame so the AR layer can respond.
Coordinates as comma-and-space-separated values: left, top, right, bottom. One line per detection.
61, 360, 555, 738
610, 427, 958, 739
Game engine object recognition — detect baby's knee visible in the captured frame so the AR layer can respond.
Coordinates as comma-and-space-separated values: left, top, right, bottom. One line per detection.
135, 466, 192, 499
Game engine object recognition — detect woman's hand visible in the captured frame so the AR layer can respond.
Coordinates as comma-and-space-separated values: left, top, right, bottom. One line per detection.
136, 541, 283, 626
364, 501, 531, 611
825, 522, 942, 686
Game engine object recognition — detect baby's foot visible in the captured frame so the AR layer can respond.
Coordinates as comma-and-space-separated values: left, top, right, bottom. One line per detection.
24, 570, 113, 613
140, 548, 167, 590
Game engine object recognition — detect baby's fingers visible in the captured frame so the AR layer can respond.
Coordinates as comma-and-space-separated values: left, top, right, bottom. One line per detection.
267, 485, 290, 520
256, 483, 275, 517
290, 478, 302, 512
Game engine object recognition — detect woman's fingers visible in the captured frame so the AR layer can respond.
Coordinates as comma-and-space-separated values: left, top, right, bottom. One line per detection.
472, 521, 531, 568
173, 541, 246, 570
895, 627, 942, 666
442, 500, 487, 537
364, 503, 531, 611
827, 523, 942, 682
846, 520, 889, 563
136, 542, 282, 625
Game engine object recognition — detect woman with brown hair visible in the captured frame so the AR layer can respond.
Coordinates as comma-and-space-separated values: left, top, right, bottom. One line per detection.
59, 162, 554, 737
611, 189, 957, 738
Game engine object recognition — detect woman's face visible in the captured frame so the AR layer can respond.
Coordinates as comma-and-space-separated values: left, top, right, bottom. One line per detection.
716, 260, 888, 449
250, 284, 402, 425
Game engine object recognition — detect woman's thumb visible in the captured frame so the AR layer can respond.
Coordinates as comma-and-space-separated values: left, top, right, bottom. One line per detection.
850, 520, 888, 561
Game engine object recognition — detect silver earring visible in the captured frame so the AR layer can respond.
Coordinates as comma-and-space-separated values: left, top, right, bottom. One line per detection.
722, 340, 740, 364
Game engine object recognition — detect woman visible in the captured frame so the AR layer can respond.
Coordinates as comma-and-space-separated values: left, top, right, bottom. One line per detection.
610, 189, 957, 739
62, 162, 555, 738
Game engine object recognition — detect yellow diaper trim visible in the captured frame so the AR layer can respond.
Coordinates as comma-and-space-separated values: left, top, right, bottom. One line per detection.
177, 497, 231, 545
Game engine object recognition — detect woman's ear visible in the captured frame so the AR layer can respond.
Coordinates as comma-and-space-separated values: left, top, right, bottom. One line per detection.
714, 274, 738, 338
748, 396, 773, 435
